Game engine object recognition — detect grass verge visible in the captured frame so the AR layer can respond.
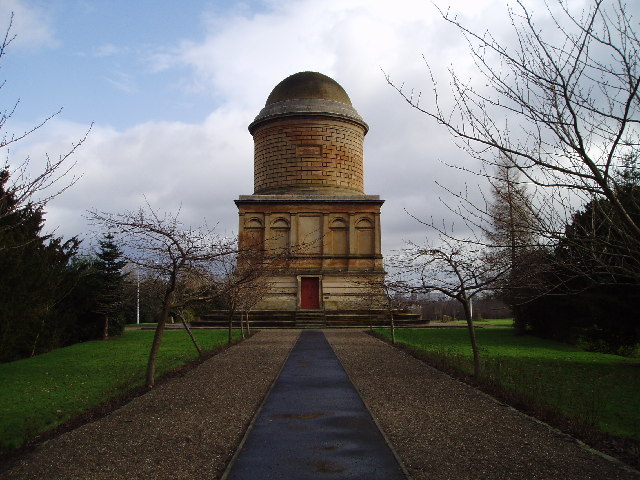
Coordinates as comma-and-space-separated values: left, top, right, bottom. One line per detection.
0, 329, 240, 454
374, 327, 640, 464
437, 318, 514, 327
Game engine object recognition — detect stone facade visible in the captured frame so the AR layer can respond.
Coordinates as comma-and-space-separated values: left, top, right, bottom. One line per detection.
252, 118, 365, 195
236, 72, 385, 311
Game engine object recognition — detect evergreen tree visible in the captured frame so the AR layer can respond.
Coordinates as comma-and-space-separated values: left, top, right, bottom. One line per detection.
485, 158, 538, 332
0, 170, 80, 362
94, 233, 127, 338
519, 159, 640, 353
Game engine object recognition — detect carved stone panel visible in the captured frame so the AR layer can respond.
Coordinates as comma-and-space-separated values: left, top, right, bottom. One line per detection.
298, 215, 322, 254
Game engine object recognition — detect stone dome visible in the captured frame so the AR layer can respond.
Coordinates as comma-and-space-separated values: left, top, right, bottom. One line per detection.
265, 71, 352, 105
250, 71, 368, 195
249, 71, 367, 134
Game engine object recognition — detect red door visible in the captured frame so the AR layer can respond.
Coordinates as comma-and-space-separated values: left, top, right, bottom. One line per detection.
300, 277, 320, 309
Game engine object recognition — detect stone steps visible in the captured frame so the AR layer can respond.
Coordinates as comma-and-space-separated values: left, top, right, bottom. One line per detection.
295, 311, 327, 328
192, 309, 421, 328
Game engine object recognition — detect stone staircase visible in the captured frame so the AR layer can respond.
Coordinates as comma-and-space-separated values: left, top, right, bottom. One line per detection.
295, 311, 327, 328
192, 309, 421, 328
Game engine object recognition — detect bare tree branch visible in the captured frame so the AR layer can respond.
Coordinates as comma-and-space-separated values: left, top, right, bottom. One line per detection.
386, 0, 640, 241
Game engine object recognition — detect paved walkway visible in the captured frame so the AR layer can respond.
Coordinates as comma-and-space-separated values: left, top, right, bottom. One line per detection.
223, 330, 406, 479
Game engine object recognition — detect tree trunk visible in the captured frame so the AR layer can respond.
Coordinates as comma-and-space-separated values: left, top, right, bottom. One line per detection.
146, 287, 173, 388
240, 311, 246, 339
390, 311, 396, 344
30, 327, 42, 358
463, 299, 481, 378
145, 312, 167, 388
30, 312, 48, 357
246, 310, 251, 335
102, 314, 109, 340
178, 311, 202, 356
227, 306, 235, 344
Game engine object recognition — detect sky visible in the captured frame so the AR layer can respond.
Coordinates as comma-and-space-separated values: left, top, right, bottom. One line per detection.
0, 0, 616, 255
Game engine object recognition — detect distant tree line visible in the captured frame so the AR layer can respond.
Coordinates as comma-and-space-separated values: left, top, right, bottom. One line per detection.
419, 295, 511, 322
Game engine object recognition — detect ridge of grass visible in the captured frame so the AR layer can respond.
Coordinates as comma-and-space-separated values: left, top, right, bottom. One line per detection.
0, 329, 240, 453
432, 318, 514, 327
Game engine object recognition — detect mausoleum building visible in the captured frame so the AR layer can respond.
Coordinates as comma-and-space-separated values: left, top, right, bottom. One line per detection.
235, 71, 385, 313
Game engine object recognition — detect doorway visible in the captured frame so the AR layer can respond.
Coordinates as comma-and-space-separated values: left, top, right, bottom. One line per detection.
300, 277, 320, 309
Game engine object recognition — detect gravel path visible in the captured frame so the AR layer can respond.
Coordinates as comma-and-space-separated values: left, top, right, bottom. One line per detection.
325, 329, 640, 480
3, 329, 639, 480
3, 330, 299, 480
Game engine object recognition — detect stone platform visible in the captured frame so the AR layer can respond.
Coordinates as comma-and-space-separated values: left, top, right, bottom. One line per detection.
193, 310, 421, 328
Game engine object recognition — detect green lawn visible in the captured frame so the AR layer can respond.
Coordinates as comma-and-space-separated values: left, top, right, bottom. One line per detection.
438, 318, 514, 327
474, 318, 514, 326
376, 327, 640, 442
0, 329, 240, 453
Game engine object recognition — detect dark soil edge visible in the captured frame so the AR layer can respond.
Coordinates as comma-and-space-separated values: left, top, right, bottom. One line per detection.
0, 335, 247, 474
368, 330, 640, 471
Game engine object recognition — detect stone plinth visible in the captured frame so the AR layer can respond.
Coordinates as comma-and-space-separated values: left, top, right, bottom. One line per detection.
236, 194, 384, 310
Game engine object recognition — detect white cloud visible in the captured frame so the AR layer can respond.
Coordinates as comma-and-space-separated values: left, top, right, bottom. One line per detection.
93, 43, 121, 58
0, 0, 57, 50
9, 109, 253, 247
134, 0, 500, 252
105, 71, 138, 93
11, 0, 613, 255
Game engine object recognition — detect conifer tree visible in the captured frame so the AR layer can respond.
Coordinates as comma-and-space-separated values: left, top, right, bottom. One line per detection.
94, 233, 127, 339
485, 159, 538, 332
0, 170, 79, 361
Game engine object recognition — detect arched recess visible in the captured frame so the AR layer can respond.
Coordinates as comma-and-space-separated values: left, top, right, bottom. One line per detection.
244, 217, 264, 250
270, 217, 290, 253
355, 217, 374, 255
329, 218, 348, 255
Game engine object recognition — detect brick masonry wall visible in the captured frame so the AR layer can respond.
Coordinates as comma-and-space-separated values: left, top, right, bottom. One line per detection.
253, 117, 365, 195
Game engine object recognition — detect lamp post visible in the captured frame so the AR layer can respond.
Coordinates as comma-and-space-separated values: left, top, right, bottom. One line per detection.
136, 267, 140, 325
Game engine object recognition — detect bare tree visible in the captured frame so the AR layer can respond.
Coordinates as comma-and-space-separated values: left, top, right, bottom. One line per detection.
215, 254, 250, 344
236, 272, 273, 337
386, 0, 640, 252
1, 13, 89, 226
350, 274, 410, 344
89, 204, 235, 388
379, 278, 415, 344
218, 246, 289, 341
396, 235, 510, 377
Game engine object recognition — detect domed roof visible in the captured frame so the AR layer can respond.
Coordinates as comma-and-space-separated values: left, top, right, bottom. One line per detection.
265, 72, 352, 106
249, 71, 367, 134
